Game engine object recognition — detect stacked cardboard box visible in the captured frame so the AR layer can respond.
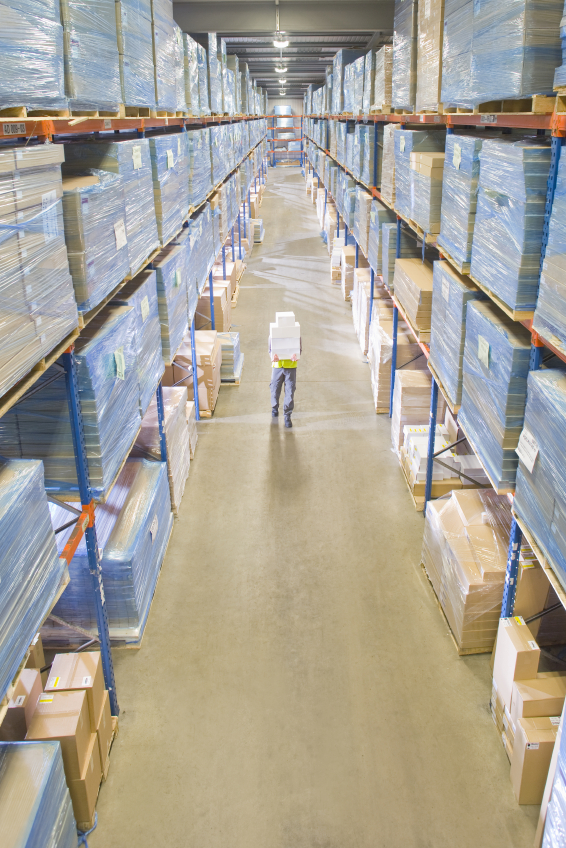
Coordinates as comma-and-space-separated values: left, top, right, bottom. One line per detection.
351, 268, 373, 355
196, 279, 232, 333
381, 222, 422, 288
391, 369, 446, 455
393, 258, 434, 337
409, 152, 445, 233
394, 127, 445, 222
183, 33, 201, 116
380, 124, 396, 205
164, 330, 222, 415
391, 0, 418, 111
373, 45, 393, 111
438, 134, 483, 271
368, 199, 397, 275
353, 188, 372, 257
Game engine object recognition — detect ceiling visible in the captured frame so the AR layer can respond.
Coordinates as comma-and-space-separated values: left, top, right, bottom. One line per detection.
173, 1, 394, 99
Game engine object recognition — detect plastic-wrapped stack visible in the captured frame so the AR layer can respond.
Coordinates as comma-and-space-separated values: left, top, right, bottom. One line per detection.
392, 0, 418, 111
60, 0, 121, 112
173, 24, 187, 114
416, 0, 444, 112
393, 257, 434, 337
208, 32, 223, 114
459, 300, 532, 490
368, 199, 397, 275
351, 55, 366, 115
183, 33, 200, 115
440, 0, 474, 109
543, 727, 566, 846
554, 0, 566, 87
172, 228, 197, 322
394, 127, 445, 221
150, 0, 177, 113
132, 387, 190, 512
48, 459, 172, 644
61, 169, 129, 313
0, 460, 66, 702
189, 204, 215, 295
223, 67, 236, 116
353, 188, 373, 257
0, 304, 142, 499
362, 123, 382, 188
154, 244, 189, 363
63, 138, 159, 278
116, 0, 156, 109
381, 222, 422, 287
197, 42, 211, 115
210, 125, 228, 184
187, 128, 212, 208
409, 151, 445, 233
437, 134, 482, 271
0, 145, 78, 399
218, 331, 243, 380
351, 268, 374, 354
380, 123, 396, 204
149, 134, 189, 245
0, 0, 67, 113
470, 138, 551, 313
332, 49, 364, 114
362, 51, 375, 115
429, 261, 487, 407
112, 270, 164, 415
373, 45, 393, 111
0, 742, 77, 848
391, 370, 446, 454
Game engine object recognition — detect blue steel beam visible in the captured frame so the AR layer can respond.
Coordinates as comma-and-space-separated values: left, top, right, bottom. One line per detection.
424, 378, 438, 509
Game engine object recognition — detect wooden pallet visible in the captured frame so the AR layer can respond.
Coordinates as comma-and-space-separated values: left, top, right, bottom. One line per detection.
369, 105, 392, 115
1, 107, 122, 120
443, 95, 555, 115
437, 244, 471, 277
555, 89, 566, 114
119, 105, 155, 118
427, 360, 461, 415
468, 273, 535, 323
457, 418, 515, 496
396, 210, 439, 245
418, 104, 445, 115
231, 283, 240, 306
392, 108, 415, 115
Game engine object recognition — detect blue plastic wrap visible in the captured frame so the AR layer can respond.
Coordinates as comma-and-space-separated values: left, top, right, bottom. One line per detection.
361, 123, 381, 187
0, 1, 67, 111
381, 221, 422, 287
470, 137, 551, 311
416, 0, 444, 112
172, 227, 197, 322
554, 1, 566, 86
187, 128, 212, 208
0, 741, 77, 848
154, 243, 189, 362
48, 458, 173, 643
63, 138, 159, 278
196, 42, 211, 115
459, 299, 532, 489
438, 133, 483, 270
331, 49, 364, 114
61, 168, 129, 312
210, 124, 228, 185
208, 32, 222, 114
111, 269, 164, 414
392, 0, 418, 110
0, 148, 79, 398
0, 304, 142, 499
183, 33, 200, 115
173, 24, 186, 113
151, 0, 176, 113
394, 127, 445, 219
362, 51, 375, 115
351, 55, 366, 115
116, 0, 155, 109
60, 0, 121, 111
410, 152, 445, 233
373, 45, 393, 109
0, 460, 65, 703
441, 0, 474, 108
368, 199, 396, 275
543, 757, 566, 847
190, 204, 213, 294
353, 187, 372, 256
149, 133, 189, 245
429, 261, 487, 406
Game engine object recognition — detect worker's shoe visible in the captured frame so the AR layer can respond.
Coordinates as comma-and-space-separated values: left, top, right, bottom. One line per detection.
284, 416, 292, 428
272, 408, 278, 418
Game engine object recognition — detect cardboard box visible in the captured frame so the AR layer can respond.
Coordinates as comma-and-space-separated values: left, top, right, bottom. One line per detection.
0, 669, 42, 741
164, 330, 222, 414
493, 617, 540, 710
68, 730, 102, 827
26, 690, 91, 781
45, 652, 105, 732
97, 690, 113, 773
511, 675, 566, 725
510, 716, 559, 804
25, 633, 45, 670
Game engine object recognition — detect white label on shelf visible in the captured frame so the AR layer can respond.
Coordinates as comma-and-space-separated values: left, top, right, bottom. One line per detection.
400, 136, 405, 153
114, 218, 127, 250
527, 743, 540, 750
442, 276, 450, 302
82, 676, 92, 687
453, 143, 461, 170
3, 123, 26, 136
167, 149, 174, 169
14, 695, 26, 707
42, 190, 58, 241
516, 428, 539, 474
551, 717, 561, 726
175, 269, 182, 287
528, 640, 538, 650
114, 347, 125, 380
150, 514, 158, 540
477, 335, 490, 368
480, 114, 497, 124
140, 295, 150, 322
132, 145, 142, 170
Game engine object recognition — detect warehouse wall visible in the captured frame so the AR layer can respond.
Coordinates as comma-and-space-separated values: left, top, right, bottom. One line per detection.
268, 98, 303, 115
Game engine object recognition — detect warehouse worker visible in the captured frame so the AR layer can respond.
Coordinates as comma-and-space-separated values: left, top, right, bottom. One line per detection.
269, 312, 301, 428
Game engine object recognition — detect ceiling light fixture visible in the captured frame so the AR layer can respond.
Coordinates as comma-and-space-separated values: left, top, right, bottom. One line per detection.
275, 66, 287, 74
273, 39, 289, 48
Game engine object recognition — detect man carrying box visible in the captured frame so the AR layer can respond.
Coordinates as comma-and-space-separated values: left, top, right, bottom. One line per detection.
269, 311, 301, 428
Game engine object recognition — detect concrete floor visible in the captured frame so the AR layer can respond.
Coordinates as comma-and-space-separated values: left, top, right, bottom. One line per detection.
91, 167, 539, 848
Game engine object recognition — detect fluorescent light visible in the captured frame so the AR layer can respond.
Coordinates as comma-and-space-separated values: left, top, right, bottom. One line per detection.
273, 39, 289, 48
278, 78, 286, 83
275, 66, 287, 73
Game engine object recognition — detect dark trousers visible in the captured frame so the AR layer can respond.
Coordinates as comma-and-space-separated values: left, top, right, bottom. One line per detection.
270, 367, 297, 416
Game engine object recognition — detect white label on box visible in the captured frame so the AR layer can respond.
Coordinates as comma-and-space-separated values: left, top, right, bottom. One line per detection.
114, 347, 125, 380
42, 190, 58, 241
49, 676, 60, 688
14, 695, 25, 707
527, 743, 540, 750
502, 618, 512, 627
400, 136, 405, 153
39, 694, 53, 704
528, 640, 538, 650
477, 335, 490, 368
442, 276, 450, 302
516, 428, 539, 474
150, 514, 158, 540
167, 149, 174, 169
132, 145, 143, 170
3, 123, 26, 136
140, 295, 150, 322
82, 676, 92, 687
114, 218, 127, 250
174, 269, 182, 287
551, 717, 561, 726
453, 143, 461, 170
40, 333, 46, 345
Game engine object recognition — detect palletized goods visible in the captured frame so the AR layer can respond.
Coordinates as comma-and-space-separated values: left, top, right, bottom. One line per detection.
392, 0, 418, 111
116, 0, 156, 109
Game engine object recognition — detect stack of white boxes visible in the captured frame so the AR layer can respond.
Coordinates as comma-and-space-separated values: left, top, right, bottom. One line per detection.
270, 312, 301, 361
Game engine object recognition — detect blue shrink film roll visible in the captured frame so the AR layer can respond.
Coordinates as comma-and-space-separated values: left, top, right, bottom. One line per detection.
116, 0, 156, 108
459, 299, 532, 489
429, 261, 487, 407
0, 461, 65, 703
470, 137, 551, 312
0, 741, 77, 848
149, 134, 189, 245
392, 0, 418, 110
394, 127, 445, 220
47, 459, 173, 644
154, 243, 189, 363
438, 134, 483, 270
368, 200, 398, 276
151, 0, 177, 112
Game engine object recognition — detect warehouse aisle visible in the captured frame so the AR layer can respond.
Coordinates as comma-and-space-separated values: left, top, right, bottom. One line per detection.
91, 168, 537, 848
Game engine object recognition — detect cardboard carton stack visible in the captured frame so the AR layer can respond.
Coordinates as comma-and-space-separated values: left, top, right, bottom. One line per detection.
391, 369, 446, 456
409, 152, 445, 234
269, 313, 301, 362
164, 330, 222, 415
351, 268, 374, 355
415, 0, 444, 113
393, 258, 434, 339
186, 401, 198, 457
196, 278, 232, 333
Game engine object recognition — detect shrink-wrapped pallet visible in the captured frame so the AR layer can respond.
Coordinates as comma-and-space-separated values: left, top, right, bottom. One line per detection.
368, 199, 397, 275
416, 0, 444, 112
394, 127, 445, 221
0, 145, 78, 399
373, 45, 393, 111
440, 0, 474, 109
0, 460, 66, 702
362, 123, 382, 188
61, 170, 129, 312
543, 744, 566, 848
459, 300, 532, 489
208, 32, 223, 114
392, 0, 418, 111
63, 138, 159, 278
353, 187, 372, 257
173, 24, 186, 114
151, 0, 176, 112
351, 268, 374, 354
189, 203, 215, 295
0, 741, 77, 848
380, 123, 396, 204
187, 127, 212, 208
362, 50, 375, 115
186, 400, 198, 456
60, 0, 121, 112
149, 133, 189, 245
183, 33, 200, 115
0, 0, 67, 112
351, 55, 366, 115
429, 261, 487, 407
115, 0, 156, 109
154, 244, 189, 362
210, 124, 229, 184
381, 222, 422, 287
132, 386, 190, 511
391, 369, 446, 453
470, 138, 551, 312
171, 228, 197, 322
437, 134, 483, 271
0, 305, 142, 500
47, 459, 173, 643
393, 257, 434, 335
331, 49, 364, 114
196, 42, 211, 115
112, 269, 164, 415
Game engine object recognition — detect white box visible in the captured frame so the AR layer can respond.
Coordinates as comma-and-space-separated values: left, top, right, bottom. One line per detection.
270, 322, 301, 339
275, 312, 296, 328
271, 338, 301, 359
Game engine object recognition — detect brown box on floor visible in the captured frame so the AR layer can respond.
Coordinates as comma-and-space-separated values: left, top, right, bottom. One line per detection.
26, 690, 91, 781
0, 669, 42, 741
68, 729, 102, 828
45, 652, 105, 732
511, 675, 566, 726
510, 716, 560, 804
163, 330, 222, 414
97, 690, 113, 775
493, 617, 541, 711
